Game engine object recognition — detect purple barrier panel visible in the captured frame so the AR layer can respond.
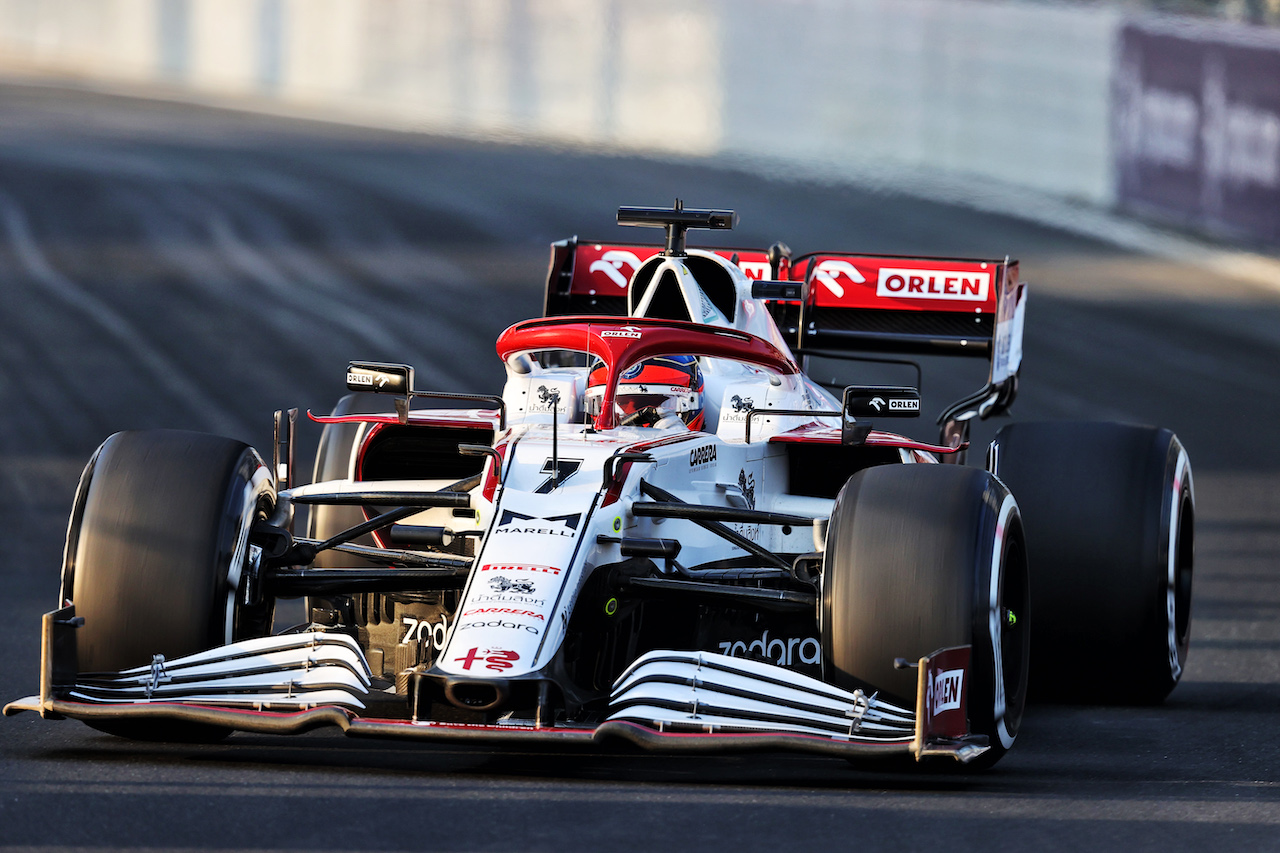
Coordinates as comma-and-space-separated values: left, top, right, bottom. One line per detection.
1114, 18, 1280, 245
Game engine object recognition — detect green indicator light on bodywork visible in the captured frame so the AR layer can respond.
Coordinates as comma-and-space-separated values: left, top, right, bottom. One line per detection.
604, 598, 618, 617
1006, 609, 1017, 627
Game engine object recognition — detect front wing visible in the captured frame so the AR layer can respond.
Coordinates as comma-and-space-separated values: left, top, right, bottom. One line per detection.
5, 607, 989, 764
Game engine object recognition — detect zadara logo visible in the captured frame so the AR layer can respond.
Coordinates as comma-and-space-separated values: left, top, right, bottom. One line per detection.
932, 668, 964, 713
453, 647, 520, 672
457, 619, 540, 635
401, 614, 451, 649
718, 631, 821, 667
481, 564, 562, 576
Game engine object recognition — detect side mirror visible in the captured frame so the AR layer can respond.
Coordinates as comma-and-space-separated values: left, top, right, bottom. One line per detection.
843, 385, 921, 418
842, 385, 920, 445
750, 280, 802, 301
347, 361, 415, 424
346, 362, 414, 396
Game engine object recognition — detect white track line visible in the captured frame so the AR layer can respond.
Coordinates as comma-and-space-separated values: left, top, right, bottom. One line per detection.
0, 191, 248, 437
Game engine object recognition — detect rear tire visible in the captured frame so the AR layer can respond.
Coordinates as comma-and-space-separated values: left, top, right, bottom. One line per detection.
821, 464, 1030, 768
988, 421, 1194, 704
62, 430, 275, 741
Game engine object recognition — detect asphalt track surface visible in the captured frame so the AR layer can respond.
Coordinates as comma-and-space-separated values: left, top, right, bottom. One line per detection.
1, 83, 1279, 851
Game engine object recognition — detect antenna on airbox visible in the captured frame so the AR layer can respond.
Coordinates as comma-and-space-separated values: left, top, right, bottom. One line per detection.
616, 199, 737, 257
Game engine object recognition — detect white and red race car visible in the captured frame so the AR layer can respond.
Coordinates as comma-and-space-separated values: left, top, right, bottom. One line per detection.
6, 203, 1194, 769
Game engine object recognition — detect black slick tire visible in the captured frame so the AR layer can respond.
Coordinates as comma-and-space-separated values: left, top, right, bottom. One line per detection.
821, 464, 1030, 768
988, 421, 1194, 704
61, 430, 274, 741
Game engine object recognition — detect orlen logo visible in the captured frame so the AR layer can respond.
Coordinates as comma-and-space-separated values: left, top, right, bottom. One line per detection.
689, 444, 717, 468
347, 371, 373, 387
601, 325, 643, 339
813, 259, 866, 298
588, 250, 643, 289
889, 398, 919, 411
877, 268, 990, 302
932, 668, 965, 713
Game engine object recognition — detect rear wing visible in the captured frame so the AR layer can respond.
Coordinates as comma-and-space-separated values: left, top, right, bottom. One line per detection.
543, 238, 787, 317
542, 239, 1027, 454
786, 252, 1026, 451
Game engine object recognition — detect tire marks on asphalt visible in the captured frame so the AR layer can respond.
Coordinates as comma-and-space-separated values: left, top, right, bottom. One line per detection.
0, 191, 249, 439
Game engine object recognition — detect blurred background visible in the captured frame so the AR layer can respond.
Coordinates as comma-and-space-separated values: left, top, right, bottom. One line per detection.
0, 0, 1278, 246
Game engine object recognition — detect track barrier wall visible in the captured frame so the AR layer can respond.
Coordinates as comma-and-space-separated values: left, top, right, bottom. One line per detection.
0, 0, 1277, 245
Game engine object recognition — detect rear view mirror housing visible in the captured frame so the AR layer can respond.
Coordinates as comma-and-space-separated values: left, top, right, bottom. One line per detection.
346, 362, 414, 396
843, 385, 922, 418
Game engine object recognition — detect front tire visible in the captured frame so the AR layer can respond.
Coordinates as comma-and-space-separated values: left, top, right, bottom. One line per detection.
62, 430, 274, 740
821, 464, 1030, 768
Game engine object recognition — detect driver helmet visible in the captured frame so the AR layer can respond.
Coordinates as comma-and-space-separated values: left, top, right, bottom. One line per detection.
585, 355, 705, 430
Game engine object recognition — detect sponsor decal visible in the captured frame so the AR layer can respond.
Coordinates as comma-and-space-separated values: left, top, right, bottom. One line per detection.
719, 393, 755, 424
457, 619, 540, 635
528, 385, 568, 415
495, 510, 581, 536
462, 607, 545, 620
601, 325, 643, 339
737, 260, 770, 280
932, 668, 964, 714
481, 564, 562, 576
689, 444, 717, 469
346, 365, 408, 392
487, 575, 536, 594
699, 290, 717, 321
588, 250, 643, 289
738, 469, 756, 510
401, 614, 451, 649
621, 363, 644, 380
876, 267, 990, 302
471, 593, 547, 607
534, 458, 583, 494
718, 631, 821, 667
868, 395, 920, 413
813, 259, 867, 299
453, 647, 520, 672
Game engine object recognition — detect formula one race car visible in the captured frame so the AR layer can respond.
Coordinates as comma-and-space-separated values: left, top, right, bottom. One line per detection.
6, 203, 1195, 769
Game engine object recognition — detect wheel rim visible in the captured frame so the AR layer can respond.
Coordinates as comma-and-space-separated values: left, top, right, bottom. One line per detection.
989, 495, 1029, 750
